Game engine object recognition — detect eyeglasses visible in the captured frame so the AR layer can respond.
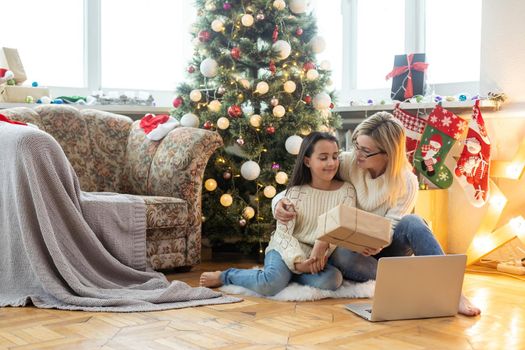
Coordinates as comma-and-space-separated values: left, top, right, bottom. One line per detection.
352, 142, 386, 159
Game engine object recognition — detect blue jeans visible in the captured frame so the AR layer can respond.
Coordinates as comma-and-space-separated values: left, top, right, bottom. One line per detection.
220, 249, 343, 296
329, 214, 444, 282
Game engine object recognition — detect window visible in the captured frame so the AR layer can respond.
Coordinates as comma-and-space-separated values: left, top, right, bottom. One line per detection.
312, 0, 343, 93
101, 0, 195, 91
425, 0, 481, 84
356, 0, 404, 89
2, 0, 84, 87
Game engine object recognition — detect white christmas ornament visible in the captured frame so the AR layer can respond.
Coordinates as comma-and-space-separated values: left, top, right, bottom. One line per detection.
283, 80, 296, 93
289, 0, 309, 13
306, 69, 319, 81
312, 92, 332, 110
200, 58, 218, 78
275, 171, 288, 185
180, 113, 200, 128
241, 14, 254, 27
208, 99, 222, 112
285, 135, 303, 155
320, 60, 332, 70
189, 89, 202, 102
217, 117, 230, 130
310, 36, 326, 54
240, 160, 261, 181
249, 114, 262, 127
256, 81, 269, 95
273, 0, 286, 10
211, 19, 224, 32
273, 105, 286, 118
263, 185, 277, 198
272, 40, 292, 60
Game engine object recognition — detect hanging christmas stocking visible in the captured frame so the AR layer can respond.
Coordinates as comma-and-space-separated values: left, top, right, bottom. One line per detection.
414, 104, 467, 188
393, 103, 427, 166
454, 100, 491, 207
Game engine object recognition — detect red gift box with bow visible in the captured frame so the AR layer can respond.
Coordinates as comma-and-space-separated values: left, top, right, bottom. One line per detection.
386, 53, 428, 101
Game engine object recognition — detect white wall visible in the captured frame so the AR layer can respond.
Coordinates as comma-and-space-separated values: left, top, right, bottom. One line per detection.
448, 0, 525, 258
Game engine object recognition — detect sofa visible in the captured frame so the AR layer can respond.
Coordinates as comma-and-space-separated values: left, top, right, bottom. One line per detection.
2, 104, 223, 270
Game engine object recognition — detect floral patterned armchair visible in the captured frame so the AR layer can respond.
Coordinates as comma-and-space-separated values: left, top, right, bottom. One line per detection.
2, 104, 222, 270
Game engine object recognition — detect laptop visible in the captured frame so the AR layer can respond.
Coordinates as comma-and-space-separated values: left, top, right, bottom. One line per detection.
345, 254, 467, 322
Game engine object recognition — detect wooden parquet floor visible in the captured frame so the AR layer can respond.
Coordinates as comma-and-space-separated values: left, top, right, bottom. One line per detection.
0, 260, 524, 350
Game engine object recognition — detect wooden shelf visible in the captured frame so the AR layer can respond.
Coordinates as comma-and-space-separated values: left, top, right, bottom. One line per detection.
334, 100, 498, 127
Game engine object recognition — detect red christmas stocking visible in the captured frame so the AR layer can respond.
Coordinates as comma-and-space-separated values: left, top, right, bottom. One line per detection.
454, 100, 491, 207
393, 104, 427, 165
414, 105, 468, 188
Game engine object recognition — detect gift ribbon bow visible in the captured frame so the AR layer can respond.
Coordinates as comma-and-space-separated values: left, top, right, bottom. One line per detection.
385, 54, 429, 99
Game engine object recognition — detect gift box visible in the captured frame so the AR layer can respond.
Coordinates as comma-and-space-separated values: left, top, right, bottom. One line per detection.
316, 204, 392, 253
386, 53, 428, 101
0, 85, 50, 103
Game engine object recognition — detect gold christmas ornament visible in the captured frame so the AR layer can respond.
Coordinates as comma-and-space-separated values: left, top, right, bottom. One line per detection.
241, 14, 254, 27
208, 99, 222, 112
189, 89, 202, 102
283, 80, 296, 93
243, 206, 255, 219
249, 114, 262, 127
220, 194, 233, 207
255, 81, 269, 95
306, 69, 319, 80
273, 0, 286, 10
273, 105, 286, 118
217, 117, 230, 129
263, 185, 277, 198
275, 171, 288, 185
204, 178, 218, 191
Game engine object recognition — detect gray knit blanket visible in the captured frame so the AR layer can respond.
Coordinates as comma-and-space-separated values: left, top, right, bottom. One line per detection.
0, 123, 240, 312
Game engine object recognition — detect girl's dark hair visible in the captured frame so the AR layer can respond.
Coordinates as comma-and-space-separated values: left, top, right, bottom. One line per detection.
287, 131, 341, 189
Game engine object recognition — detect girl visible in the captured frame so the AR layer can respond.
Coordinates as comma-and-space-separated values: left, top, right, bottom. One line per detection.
200, 132, 356, 296
274, 112, 481, 316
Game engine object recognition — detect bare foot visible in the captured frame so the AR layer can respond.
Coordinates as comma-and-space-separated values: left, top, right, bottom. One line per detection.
200, 271, 223, 288
459, 294, 481, 316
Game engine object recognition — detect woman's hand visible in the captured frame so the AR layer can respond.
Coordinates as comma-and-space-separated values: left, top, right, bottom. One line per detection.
309, 240, 329, 273
361, 247, 382, 257
275, 198, 296, 223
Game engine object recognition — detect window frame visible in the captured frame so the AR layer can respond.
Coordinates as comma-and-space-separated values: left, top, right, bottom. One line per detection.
44, 0, 480, 108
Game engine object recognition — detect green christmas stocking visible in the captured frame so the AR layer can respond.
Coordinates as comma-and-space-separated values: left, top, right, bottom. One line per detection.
414, 105, 467, 188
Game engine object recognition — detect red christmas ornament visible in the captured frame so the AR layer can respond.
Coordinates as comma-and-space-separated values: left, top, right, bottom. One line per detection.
303, 62, 316, 71
295, 28, 303, 36
223, 171, 232, 180
303, 95, 312, 104
272, 25, 279, 43
227, 104, 242, 118
231, 47, 241, 60
172, 96, 183, 108
203, 120, 213, 129
269, 60, 276, 75
187, 65, 195, 73
266, 125, 276, 135
198, 30, 211, 42
330, 102, 334, 109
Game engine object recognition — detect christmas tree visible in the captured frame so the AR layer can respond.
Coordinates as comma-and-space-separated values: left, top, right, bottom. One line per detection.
172, 0, 341, 254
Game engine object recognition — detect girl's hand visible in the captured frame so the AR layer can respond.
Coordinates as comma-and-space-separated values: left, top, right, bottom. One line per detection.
309, 240, 329, 273
275, 198, 296, 223
294, 257, 317, 274
361, 247, 382, 257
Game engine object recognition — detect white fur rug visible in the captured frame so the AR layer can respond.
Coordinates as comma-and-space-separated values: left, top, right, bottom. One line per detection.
219, 279, 375, 301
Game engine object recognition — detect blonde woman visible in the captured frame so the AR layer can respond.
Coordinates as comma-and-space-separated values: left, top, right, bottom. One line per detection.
274, 112, 480, 316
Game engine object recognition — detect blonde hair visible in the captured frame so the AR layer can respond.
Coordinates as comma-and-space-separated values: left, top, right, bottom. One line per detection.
352, 111, 412, 206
